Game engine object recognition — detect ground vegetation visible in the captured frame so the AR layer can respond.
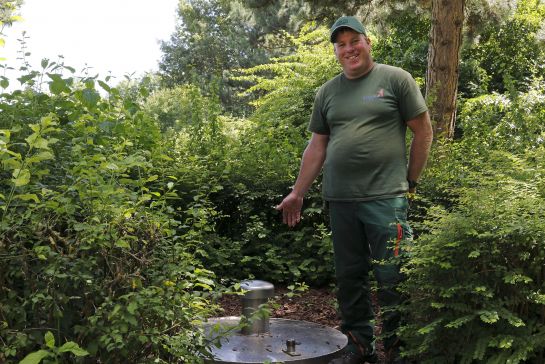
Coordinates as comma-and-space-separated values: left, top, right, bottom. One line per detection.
1, 0, 545, 362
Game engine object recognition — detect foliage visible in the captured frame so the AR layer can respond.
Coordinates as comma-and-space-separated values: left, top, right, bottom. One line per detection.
401, 83, 545, 362
0, 0, 22, 29
191, 25, 340, 285
420, 81, 545, 211
19, 331, 88, 364
0, 64, 219, 363
240, 0, 372, 32
236, 25, 338, 131
0, 0, 23, 61
399, 149, 545, 363
371, 5, 430, 80
460, 0, 545, 97
4, 3, 545, 363
143, 83, 223, 149
459, 85, 545, 153
159, 0, 269, 114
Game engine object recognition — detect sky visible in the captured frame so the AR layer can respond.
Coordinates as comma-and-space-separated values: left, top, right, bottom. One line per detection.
1, 0, 179, 87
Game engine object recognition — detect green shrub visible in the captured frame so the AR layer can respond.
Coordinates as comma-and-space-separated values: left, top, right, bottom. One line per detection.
0, 68, 218, 363
400, 149, 545, 363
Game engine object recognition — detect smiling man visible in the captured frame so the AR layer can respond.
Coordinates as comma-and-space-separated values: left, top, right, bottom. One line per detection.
276, 16, 433, 364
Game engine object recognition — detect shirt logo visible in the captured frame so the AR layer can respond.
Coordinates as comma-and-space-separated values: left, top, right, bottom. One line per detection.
362, 88, 385, 102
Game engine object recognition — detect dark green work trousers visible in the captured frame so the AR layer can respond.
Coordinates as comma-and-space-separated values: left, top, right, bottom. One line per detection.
329, 197, 412, 355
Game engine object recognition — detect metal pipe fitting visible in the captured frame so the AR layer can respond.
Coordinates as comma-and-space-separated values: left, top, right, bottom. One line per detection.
239, 280, 274, 335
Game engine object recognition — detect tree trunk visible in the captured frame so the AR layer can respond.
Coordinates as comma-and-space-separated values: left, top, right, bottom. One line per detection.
426, 0, 465, 139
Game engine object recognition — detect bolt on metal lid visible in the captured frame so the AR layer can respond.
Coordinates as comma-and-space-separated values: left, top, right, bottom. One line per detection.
240, 280, 274, 300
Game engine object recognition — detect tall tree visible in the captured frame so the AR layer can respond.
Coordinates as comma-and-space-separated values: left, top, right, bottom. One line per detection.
426, 0, 465, 139
159, 0, 268, 113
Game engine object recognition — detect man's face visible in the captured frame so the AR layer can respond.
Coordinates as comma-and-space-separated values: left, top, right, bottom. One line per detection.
333, 29, 373, 79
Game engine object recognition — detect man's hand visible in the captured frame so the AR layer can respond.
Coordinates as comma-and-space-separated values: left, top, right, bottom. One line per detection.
275, 191, 304, 227
275, 133, 328, 227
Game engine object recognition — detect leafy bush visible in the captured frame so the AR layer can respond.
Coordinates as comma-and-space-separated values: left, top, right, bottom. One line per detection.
398, 69, 545, 361
400, 149, 545, 363
459, 86, 545, 153
0, 67, 218, 363
144, 84, 221, 134
419, 82, 545, 213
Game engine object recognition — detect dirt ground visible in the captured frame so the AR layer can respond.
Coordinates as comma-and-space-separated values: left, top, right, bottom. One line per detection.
218, 286, 341, 328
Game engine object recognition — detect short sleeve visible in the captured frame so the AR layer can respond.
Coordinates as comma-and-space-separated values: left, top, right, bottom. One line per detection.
395, 71, 428, 122
308, 86, 330, 135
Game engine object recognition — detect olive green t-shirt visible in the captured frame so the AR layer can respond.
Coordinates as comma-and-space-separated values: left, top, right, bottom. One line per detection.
309, 63, 428, 201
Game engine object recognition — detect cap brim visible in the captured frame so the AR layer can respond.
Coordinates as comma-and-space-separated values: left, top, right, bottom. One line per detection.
330, 26, 363, 43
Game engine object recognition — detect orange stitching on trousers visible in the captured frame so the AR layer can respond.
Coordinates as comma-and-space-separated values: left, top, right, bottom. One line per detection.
394, 223, 402, 257
347, 331, 367, 357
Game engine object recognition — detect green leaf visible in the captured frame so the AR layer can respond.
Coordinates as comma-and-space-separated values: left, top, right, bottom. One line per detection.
4, 157, 22, 170
81, 88, 100, 108
445, 315, 474, 328
0, 77, 8, 89
98, 80, 111, 92
109, 304, 122, 320
58, 342, 89, 356
27, 151, 55, 164
47, 74, 69, 95
12, 168, 30, 186
479, 310, 499, 324
18, 72, 39, 85
127, 301, 138, 314
44, 331, 55, 349
19, 350, 50, 364
126, 314, 138, 326
40, 115, 57, 128
14, 194, 40, 203
25, 135, 50, 150
115, 239, 130, 248
498, 337, 513, 349
139, 86, 149, 97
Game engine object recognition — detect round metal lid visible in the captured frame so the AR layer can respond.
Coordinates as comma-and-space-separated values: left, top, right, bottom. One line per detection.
240, 280, 275, 300
204, 317, 347, 363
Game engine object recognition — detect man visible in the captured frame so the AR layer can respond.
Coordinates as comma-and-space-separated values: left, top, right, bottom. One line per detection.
276, 16, 433, 364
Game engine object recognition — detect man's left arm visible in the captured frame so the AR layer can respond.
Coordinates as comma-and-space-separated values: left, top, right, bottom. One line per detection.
406, 111, 433, 193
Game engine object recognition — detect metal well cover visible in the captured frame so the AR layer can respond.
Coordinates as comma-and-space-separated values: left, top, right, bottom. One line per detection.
204, 317, 347, 364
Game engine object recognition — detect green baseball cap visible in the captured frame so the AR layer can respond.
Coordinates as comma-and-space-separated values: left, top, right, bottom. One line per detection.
330, 16, 367, 43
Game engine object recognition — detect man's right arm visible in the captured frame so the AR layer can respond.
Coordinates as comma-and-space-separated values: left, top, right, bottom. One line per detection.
275, 133, 329, 227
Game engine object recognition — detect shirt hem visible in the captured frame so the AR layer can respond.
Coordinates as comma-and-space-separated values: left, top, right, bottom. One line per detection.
323, 193, 406, 202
